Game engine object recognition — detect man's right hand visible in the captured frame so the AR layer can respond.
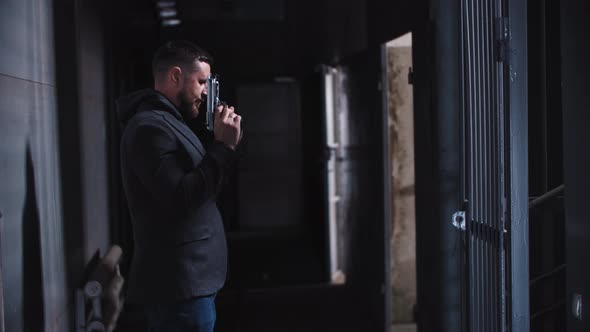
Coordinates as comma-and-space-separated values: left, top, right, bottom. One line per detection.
213, 104, 242, 150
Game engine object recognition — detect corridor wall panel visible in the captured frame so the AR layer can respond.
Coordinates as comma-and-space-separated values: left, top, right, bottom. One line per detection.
0, 0, 69, 331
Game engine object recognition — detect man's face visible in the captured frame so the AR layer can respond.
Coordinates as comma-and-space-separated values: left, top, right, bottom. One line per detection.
177, 60, 211, 119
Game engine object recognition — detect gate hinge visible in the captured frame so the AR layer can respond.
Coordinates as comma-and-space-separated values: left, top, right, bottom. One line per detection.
452, 211, 466, 231
495, 17, 510, 62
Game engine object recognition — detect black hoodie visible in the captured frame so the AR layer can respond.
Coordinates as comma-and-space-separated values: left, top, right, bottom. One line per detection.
116, 88, 234, 303
116, 89, 160, 126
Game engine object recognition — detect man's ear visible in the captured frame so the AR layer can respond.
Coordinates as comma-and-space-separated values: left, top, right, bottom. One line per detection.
169, 66, 183, 86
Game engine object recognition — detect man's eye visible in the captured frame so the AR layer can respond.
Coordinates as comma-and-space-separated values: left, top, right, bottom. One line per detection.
199, 80, 207, 84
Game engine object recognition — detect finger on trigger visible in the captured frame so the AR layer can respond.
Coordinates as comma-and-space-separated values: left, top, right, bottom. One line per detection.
220, 104, 231, 122
215, 104, 225, 120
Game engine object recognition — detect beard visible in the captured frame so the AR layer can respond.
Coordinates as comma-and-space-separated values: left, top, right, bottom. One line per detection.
177, 88, 201, 119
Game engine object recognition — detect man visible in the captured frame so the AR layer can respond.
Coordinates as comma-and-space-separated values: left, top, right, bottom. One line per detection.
116, 40, 242, 331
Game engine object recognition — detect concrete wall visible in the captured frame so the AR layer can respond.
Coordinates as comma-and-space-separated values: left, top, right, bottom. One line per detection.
386, 41, 416, 323
77, 0, 110, 263
0, 0, 69, 331
0, 0, 111, 330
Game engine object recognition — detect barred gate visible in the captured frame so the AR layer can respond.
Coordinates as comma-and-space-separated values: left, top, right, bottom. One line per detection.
459, 0, 510, 331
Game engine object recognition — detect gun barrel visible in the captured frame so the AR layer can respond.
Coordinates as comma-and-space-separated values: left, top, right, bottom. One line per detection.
206, 76, 220, 131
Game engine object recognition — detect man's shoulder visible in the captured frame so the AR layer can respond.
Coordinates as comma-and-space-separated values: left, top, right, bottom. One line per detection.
121, 110, 175, 141
130, 109, 168, 122
125, 110, 175, 130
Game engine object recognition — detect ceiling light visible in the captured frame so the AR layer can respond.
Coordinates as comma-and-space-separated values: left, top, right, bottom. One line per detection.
159, 8, 177, 18
156, 1, 175, 9
161, 18, 181, 27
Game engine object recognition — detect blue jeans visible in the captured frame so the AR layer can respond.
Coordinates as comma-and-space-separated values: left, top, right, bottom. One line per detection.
144, 294, 217, 332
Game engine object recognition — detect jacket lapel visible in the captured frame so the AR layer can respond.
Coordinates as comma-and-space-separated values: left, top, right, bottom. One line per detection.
141, 92, 207, 158
160, 113, 206, 158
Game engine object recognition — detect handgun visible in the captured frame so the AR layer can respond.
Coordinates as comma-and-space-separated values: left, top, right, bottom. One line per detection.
206, 75, 221, 131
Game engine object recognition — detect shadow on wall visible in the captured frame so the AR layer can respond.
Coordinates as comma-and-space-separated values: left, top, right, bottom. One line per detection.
22, 142, 44, 331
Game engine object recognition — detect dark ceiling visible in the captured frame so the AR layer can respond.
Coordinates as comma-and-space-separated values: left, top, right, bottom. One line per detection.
109, 0, 427, 85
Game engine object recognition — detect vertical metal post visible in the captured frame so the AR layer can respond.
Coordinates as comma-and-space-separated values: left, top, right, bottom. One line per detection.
459, 0, 470, 330
498, 21, 507, 332
433, 0, 463, 330
322, 67, 341, 283
505, 0, 530, 330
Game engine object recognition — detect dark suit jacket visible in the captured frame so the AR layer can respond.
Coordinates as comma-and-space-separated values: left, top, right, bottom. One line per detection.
117, 89, 235, 303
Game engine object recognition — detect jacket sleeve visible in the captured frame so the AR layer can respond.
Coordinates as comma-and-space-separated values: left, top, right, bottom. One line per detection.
124, 121, 236, 216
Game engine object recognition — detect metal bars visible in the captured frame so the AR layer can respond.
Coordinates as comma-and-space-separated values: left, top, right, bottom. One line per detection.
460, 0, 507, 330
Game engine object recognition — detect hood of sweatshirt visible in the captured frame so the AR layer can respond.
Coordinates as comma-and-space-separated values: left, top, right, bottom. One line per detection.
116, 89, 184, 127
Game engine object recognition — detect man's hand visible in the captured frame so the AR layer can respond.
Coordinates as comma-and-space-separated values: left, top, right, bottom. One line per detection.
213, 104, 242, 150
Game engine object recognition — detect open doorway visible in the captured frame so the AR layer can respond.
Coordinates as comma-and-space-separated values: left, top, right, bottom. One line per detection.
384, 32, 417, 332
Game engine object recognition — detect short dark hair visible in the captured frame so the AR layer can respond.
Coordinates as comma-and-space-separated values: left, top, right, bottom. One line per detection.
152, 40, 213, 78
